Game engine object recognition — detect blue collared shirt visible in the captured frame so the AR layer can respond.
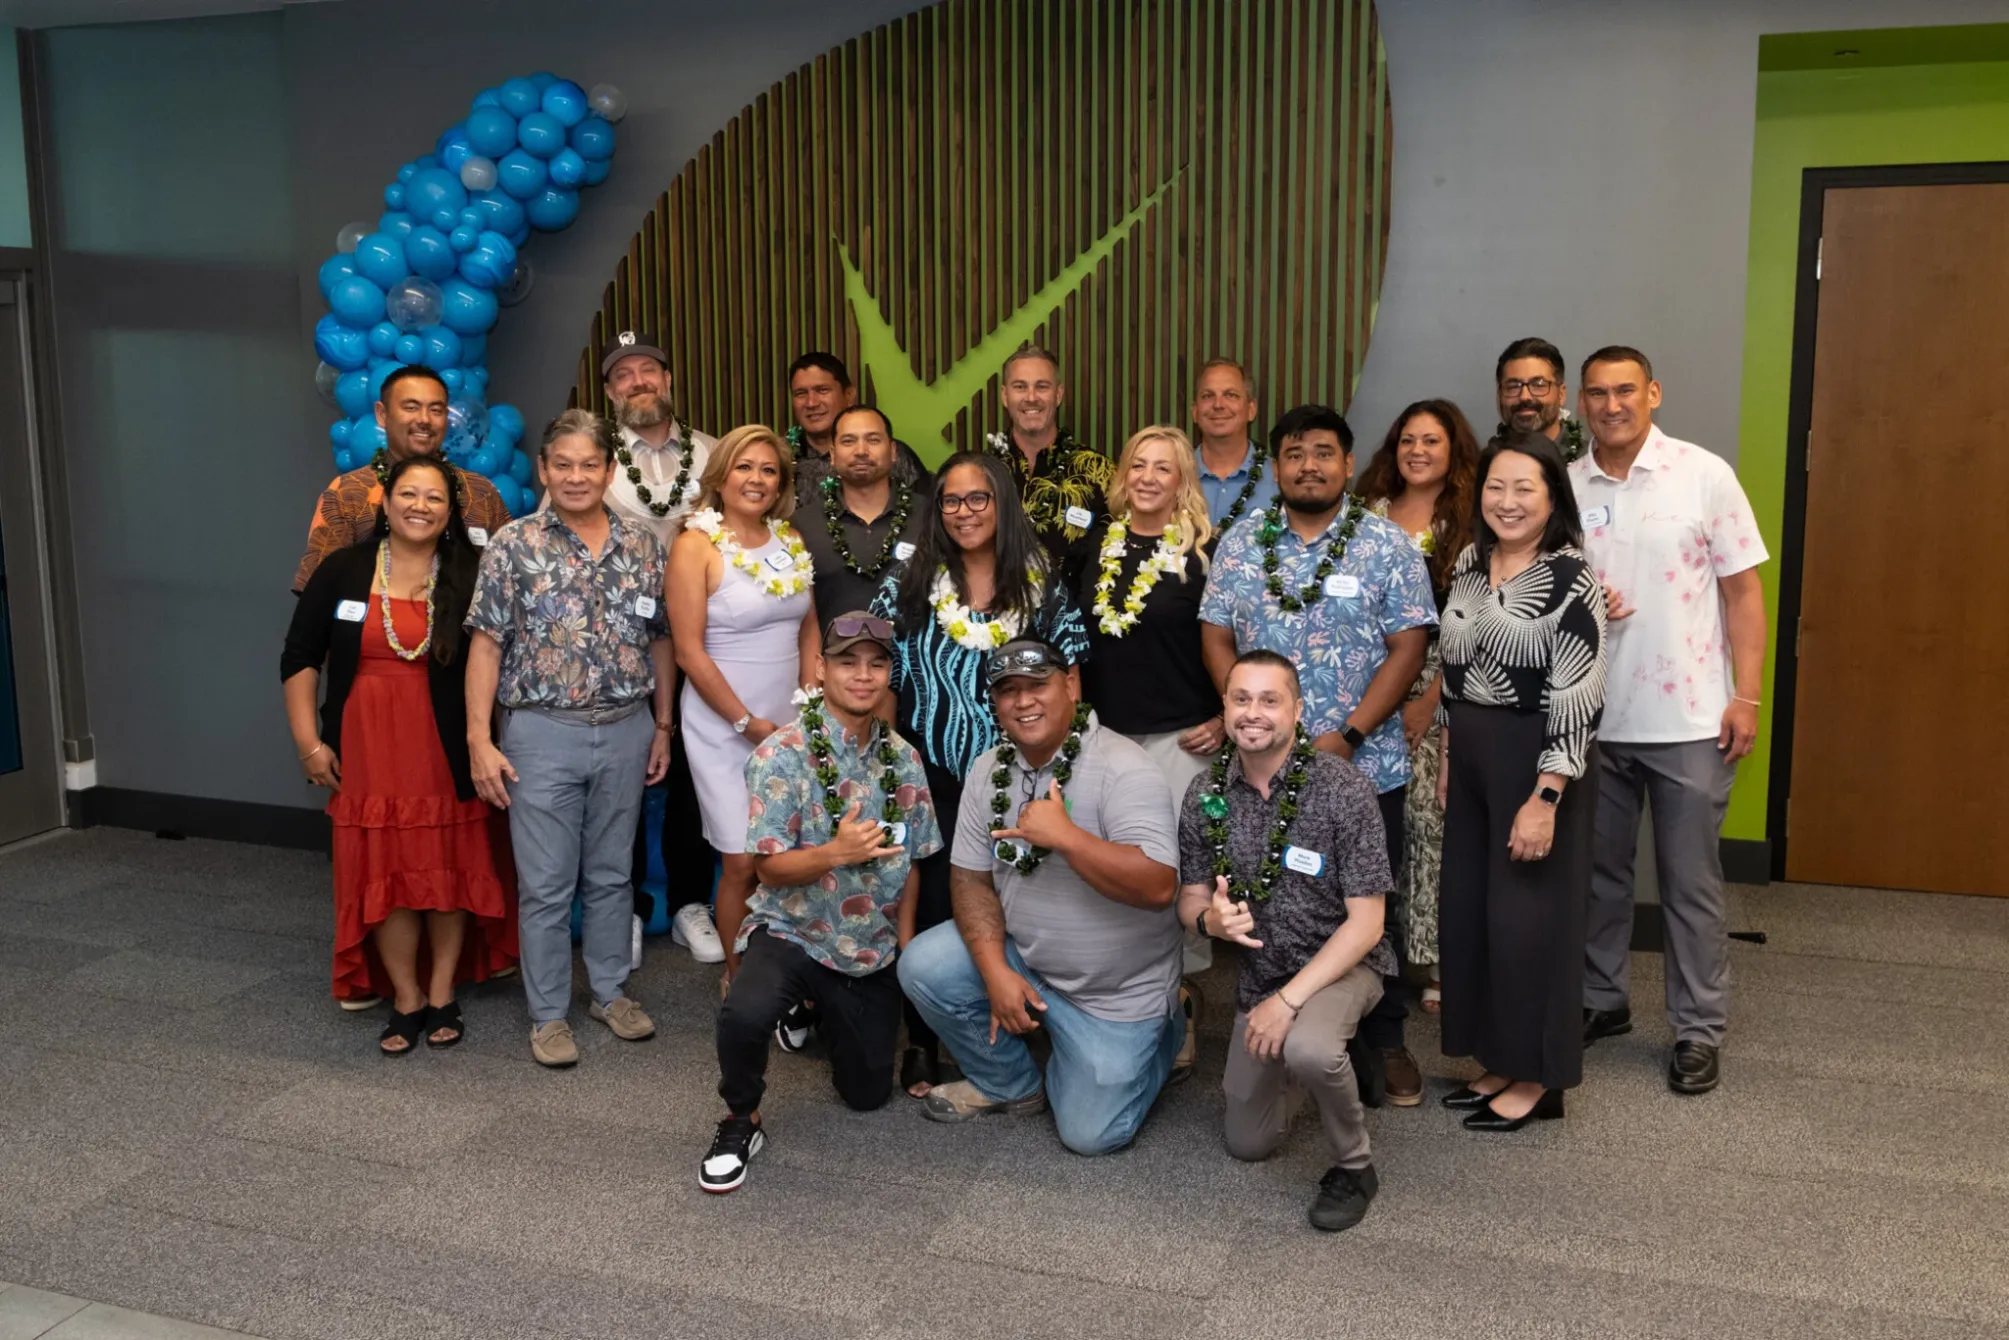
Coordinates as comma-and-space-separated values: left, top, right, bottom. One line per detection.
1196, 440, 1279, 535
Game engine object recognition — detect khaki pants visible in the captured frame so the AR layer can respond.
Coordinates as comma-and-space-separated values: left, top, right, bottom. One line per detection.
1222, 962, 1383, 1170
1124, 728, 1215, 975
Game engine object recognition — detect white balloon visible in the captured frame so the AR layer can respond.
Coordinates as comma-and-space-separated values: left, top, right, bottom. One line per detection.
385, 277, 444, 332
314, 360, 341, 405
587, 83, 628, 123
334, 220, 371, 254
497, 258, 535, 308
460, 156, 498, 192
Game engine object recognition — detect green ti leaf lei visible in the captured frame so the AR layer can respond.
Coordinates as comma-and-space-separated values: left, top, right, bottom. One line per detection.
1214, 442, 1270, 533
800, 691, 905, 828
1258, 494, 1367, 613
819, 473, 914, 580
989, 700, 1092, 875
1202, 727, 1317, 902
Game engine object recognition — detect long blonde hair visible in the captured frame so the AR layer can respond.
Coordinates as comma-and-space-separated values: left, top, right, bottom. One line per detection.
692, 424, 795, 525
1106, 425, 1213, 571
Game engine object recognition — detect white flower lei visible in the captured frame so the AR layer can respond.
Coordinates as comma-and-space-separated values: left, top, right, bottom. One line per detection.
1092, 518, 1183, 637
929, 565, 1038, 651
688, 508, 812, 598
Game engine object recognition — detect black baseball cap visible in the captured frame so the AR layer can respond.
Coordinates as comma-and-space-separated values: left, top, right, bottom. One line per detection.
601, 330, 668, 377
985, 639, 1069, 691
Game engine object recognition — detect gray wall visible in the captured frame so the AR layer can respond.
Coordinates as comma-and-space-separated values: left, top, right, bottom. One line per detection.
41, 0, 2009, 810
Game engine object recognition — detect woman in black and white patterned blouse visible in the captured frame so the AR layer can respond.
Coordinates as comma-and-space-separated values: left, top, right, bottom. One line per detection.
1434, 429, 1606, 1132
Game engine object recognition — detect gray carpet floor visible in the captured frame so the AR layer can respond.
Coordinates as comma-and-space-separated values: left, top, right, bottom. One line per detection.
2, 827, 2007, 1340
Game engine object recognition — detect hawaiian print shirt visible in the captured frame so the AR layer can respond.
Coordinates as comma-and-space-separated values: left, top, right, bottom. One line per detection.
1199, 499, 1438, 793
463, 506, 668, 710
293, 460, 509, 593
986, 429, 1112, 553
742, 713, 942, 975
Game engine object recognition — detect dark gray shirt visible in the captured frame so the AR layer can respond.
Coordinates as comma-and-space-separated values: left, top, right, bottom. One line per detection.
797, 476, 932, 621
1177, 749, 1396, 1011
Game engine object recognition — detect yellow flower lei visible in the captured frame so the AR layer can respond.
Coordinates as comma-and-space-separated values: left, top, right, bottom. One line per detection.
929, 565, 1039, 651
1091, 518, 1183, 637
690, 508, 812, 598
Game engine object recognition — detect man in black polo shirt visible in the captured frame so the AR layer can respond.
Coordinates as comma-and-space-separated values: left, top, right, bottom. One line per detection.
787, 352, 930, 505
796, 405, 931, 620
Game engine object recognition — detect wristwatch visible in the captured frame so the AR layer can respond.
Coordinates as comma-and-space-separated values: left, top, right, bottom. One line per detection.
732, 713, 751, 735
1537, 785, 1562, 807
1340, 723, 1367, 750
1194, 907, 1211, 940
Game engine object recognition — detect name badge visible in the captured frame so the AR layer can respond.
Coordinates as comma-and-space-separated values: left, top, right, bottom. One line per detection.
634, 595, 658, 618
1283, 845, 1326, 877
1581, 504, 1611, 530
1323, 574, 1360, 599
893, 541, 916, 561
881, 820, 908, 846
466, 526, 489, 547
335, 600, 368, 622
763, 550, 795, 572
1064, 505, 1093, 530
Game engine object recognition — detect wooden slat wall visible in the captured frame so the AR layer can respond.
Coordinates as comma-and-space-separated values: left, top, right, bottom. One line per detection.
573, 0, 1393, 465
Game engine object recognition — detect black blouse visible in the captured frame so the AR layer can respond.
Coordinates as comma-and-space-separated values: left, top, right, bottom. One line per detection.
1074, 523, 1220, 736
1437, 544, 1606, 778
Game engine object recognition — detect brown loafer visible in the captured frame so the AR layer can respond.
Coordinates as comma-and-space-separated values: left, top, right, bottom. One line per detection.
530, 1020, 578, 1068
589, 996, 656, 1041
1381, 1047, 1424, 1107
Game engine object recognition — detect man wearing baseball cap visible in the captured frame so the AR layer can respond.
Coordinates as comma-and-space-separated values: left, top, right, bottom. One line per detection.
896, 638, 1186, 1155
701, 611, 942, 1193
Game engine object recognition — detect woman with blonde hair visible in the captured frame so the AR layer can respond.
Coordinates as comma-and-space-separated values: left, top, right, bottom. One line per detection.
668, 425, 819, 985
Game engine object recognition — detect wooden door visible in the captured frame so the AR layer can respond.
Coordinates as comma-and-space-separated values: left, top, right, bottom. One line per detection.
1788, 183, 2009, 895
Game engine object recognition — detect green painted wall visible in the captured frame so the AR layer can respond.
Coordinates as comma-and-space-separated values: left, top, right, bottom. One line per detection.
0, 30, 30, 248
1733, 53, 2009, 842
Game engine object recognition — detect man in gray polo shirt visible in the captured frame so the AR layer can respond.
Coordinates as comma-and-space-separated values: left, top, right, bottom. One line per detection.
897, 639, 1184, 1155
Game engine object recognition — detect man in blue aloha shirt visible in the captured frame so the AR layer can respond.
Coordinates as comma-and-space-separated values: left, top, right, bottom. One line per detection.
1198, 403, 1436, 1107
700, 611, 941, 1194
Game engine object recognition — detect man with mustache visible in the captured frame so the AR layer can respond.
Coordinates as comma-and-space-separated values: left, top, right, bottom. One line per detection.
293, 365, 510, 593
986, 344, 1112, 559
796, 405, 933, 621
1494, 337, 1586, 461
1199, 404, 1436, 1107
784, 351, 928, 506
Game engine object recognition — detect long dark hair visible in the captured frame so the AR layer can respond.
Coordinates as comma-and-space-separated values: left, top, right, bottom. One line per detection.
374, 454, 479, 666
1356, 399, 1481, 589
894, 451, 1048, 630
1471, 429, 1583, 570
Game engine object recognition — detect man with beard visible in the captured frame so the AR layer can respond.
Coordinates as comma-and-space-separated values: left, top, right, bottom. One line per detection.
984, 344, 1112, 559
1495, 337, 1586, 461
797, 405, 931, 621
1192, 357, 1277, 535
897, 639, 1184, 1155
1178, 650, 1394, 1232
785, 352, 928, 505
701, 612, 941, 1192
293, 365, 510, 593
1199, 404, 1435, 1107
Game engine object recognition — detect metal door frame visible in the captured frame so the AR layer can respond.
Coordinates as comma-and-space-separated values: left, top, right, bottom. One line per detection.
0, 261, 63, 842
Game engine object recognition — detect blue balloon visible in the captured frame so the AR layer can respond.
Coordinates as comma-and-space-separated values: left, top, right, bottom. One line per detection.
458, 332, 487, 365
498, 77, 541, 117
458, 207, 483, 229
406, 168, 468, 224
580, 156, 612, 187
428, 208, 454, 232
415, 154, 439, 172
466, 106, 518, 158
438, 278, 499, 335
397, 162, 417, 185
541, 79, 588, 128
384, 183, 405, 210
335, 370, 372, 419
529, 71, 558, 91
334, 447, 356, 473
491, 475, 525, 517
569, 115, 616, 162
366, 363, 398, 402
525, 187, 580, 231
496, 149, 548, 199
441, 142, 472, 174
377, 210, 415, 240
441, 368, 464, 393
352, 231, 410, 288
330, 419, 351, 448
515, 111, 565, 159
487, 403, 525, 443
547, 147, 586, 189
314, 315, 370, 370
464, 367, 490, 395
508, 449, 534, 485
470, 444, 505, 477
405, 225, 458, 281
471, 87, 501, 110
317, 254, 357, 303
459, 230, 518, 288
507, 224, 531, 248
395, 333, 425, 363
420, 324, 464, 370
449, 226, 478, 253
367, 321, 400, 357
328, 274, 385, 325
350, 416, 388, 457
469, 190, 526, 236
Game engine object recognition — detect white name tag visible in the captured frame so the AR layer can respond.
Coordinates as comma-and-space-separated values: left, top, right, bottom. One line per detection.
1323, 574, 1360, 599
893, 541, 916, 561
1064, 505, 1093, 529
634, 595, 657, 618
335, 600, 368, 622
1581, 504, 1611, 530
763, 550, 795, 571
881, 820, 908, 846
467, 526, 489, 547
1283, 845, 1326, 877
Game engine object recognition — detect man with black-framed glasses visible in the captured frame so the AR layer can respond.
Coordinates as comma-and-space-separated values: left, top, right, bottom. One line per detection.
1495, 336, 1587, 461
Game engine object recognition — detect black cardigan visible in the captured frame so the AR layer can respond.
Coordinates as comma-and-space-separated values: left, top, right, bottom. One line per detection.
280, 540, 479, 801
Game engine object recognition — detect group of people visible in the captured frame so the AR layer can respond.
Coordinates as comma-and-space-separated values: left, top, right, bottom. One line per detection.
280, 331, 1770, 1233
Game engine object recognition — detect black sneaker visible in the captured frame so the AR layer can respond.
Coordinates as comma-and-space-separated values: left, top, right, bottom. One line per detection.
774, 1001, 817, 1054
699, 1116, 765, 1194
1308, 1163, 1379, 1233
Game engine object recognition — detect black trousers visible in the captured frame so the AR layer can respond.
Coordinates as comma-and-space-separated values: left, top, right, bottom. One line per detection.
632, 717, 711, 921
1356, 785, 1410, 1052
904, 758, 965, 1054
718, 930, 904, 1116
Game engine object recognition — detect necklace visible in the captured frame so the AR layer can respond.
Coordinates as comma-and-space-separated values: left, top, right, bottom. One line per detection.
616, 428, 698, 517
1211, 442, 1269, 532
989, 701, 1092, 874
819, 473, 913, 580
1257, 495, 1367, 613
984, 428, 1112, 541
799, 689, 905, 826
929, 565, 1035, 651
1199, 727, 1317, 901
688, 509, 812, 597
1092, 518, 1183, 636
375, 541, 439, 661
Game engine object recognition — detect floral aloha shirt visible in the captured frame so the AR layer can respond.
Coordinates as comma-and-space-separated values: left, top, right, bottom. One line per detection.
741, 713, 942, 975
464, 507, 668, 709
1199, 498, 1438, 794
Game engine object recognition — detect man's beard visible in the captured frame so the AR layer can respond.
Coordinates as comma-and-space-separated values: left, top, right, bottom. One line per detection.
1510, 399, 1560, 431
1279, 482, 1342, 514
617, 392, 672, 432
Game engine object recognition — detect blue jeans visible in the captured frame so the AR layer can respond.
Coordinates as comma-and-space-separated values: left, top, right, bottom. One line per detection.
897, 922, 1183, 1156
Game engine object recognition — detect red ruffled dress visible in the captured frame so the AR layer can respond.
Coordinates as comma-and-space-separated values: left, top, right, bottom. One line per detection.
327, 594, 518, 1000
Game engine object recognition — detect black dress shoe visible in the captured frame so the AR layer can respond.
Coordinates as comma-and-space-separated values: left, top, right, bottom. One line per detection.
1463, 1089, 1564, 1132
1668, 1041, 1720, 1095
1582, 1006, 1633, 1046
1440, 1084, 1501, 1110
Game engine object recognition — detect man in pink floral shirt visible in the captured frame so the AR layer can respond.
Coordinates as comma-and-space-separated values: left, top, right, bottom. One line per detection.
1567, 347, 1769, 1097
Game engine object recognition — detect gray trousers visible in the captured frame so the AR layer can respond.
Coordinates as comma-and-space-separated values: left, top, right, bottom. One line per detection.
1221, 963, 1383, 1171
1584, 739, 1736, 1046
501, 706, 654, 1023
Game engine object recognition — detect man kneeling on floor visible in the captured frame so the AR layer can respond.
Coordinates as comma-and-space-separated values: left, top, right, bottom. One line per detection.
897, 639, 1184, 1155
1177, 650, 1394, 1232
702, 612, 941, 1193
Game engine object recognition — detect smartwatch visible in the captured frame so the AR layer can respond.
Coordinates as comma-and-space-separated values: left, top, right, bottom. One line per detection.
1194, 907, 1211, 940
1537, 785, 1562, 807
1340, 723, 1367, 750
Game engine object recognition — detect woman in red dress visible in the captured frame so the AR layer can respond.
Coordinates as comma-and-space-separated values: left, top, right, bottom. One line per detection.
282, 455, 518, 1053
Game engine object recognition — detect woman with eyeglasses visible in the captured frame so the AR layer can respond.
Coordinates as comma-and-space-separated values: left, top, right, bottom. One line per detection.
869, 450, 1089, 1097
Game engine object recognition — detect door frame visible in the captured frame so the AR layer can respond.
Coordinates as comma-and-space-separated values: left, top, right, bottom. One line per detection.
1768, 160, 2009, 880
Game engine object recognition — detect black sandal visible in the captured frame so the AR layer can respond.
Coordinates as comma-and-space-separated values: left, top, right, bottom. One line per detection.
423, 999, 465, 1049
379, 1008, 425, 1056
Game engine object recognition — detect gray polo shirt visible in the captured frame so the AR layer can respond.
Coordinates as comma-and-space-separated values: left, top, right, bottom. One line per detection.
951, 711, 1181, 1023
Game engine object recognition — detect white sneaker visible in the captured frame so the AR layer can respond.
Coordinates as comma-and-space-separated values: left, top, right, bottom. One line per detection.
671, 904, 726, 963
